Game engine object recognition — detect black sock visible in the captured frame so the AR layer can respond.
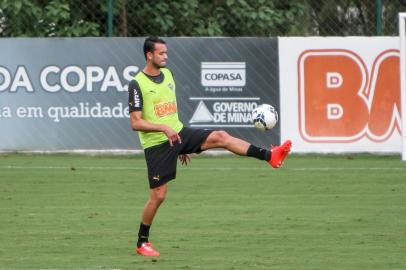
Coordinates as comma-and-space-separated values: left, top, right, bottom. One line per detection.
246, 144, 271, 161
137, 223, 150, 248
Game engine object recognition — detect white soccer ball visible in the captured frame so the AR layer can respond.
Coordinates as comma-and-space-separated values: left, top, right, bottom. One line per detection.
252, 104, 278, 131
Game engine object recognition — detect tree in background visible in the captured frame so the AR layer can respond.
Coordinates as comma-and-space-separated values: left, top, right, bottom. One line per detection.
0, 0, 101, 37
0, 0, 405, 37
120, 0, 305, 36
302, 0, 377, 36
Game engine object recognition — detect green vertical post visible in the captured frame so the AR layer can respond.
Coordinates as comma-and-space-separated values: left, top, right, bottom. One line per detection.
107, 0, 113, 37
376, 0, 382, 35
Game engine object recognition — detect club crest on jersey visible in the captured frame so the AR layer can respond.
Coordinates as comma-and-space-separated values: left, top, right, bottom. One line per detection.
167, 83, 174, 91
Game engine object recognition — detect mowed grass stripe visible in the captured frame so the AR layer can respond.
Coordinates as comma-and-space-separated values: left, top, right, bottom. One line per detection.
2, 165, 406, 171
0, 154, 405, 270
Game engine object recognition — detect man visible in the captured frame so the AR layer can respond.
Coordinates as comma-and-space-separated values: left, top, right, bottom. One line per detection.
128, 36, 292, 257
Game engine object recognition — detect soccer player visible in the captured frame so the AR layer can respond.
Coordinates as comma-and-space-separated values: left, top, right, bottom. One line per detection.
128, 36, 292, 257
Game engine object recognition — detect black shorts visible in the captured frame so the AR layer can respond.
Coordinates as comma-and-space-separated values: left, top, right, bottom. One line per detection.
144, 127, 213, 189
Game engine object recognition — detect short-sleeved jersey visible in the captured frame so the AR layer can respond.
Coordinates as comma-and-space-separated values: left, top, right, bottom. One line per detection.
129, 68, 183, 149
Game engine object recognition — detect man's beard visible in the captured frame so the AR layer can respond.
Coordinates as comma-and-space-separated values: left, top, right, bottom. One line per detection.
152, 61, 165, 69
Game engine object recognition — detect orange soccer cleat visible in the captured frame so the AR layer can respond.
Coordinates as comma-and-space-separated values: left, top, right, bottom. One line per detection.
136, 242, 160, 257
269, 140, 292, 168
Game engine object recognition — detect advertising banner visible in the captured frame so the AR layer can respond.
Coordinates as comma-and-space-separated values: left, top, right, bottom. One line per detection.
168, 38, 280, 149
279, 37, 401, 153
0, 38, 279, 151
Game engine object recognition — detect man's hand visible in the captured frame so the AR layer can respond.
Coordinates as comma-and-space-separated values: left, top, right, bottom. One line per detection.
179, 154, 191, 165
162, 126, 182, 147
129, 112, 181, 147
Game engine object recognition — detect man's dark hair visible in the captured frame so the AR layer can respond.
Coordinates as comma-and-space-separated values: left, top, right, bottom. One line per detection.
143, 36, 166, 60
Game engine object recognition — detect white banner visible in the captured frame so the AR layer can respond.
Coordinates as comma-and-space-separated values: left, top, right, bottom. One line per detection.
279, 37, 401, 153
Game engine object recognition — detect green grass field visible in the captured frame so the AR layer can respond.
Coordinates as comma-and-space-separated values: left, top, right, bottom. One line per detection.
0, 153, 405, 270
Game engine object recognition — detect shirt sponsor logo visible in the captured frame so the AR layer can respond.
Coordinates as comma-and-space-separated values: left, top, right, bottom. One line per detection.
154, 101, 177, 118
133, 91, 140, 107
